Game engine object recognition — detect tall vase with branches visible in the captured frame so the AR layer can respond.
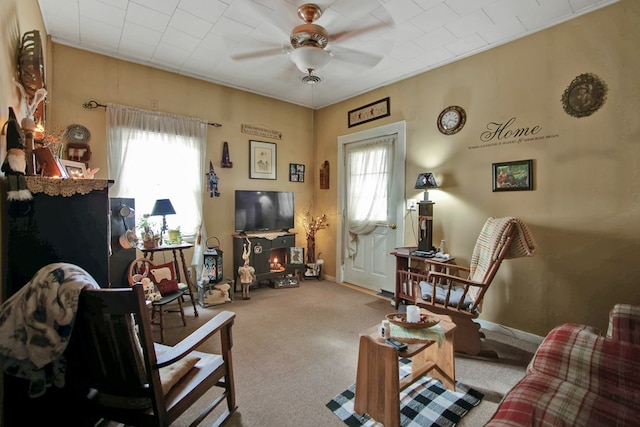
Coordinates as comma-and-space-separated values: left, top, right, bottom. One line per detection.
301, 212, 329, 263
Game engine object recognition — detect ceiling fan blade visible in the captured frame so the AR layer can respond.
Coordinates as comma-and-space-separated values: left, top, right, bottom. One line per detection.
331, 20, 393, 44
231, 46, 289, 61
329, 46, 383, 68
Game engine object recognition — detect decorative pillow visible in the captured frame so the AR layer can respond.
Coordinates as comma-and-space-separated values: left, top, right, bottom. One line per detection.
149, 261, 176, 284
156, 279, 181, 296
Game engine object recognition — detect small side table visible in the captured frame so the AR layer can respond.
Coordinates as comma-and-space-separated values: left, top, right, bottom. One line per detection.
140, 243, 199, 317
354, 311, 456, 427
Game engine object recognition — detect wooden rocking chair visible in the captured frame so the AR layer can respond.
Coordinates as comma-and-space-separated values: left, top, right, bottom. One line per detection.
413, 217, 537, 355
70, 285, 237, 426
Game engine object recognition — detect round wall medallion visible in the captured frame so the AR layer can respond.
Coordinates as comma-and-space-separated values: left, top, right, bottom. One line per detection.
561, 73, 607, 118
437, 105, 466, 135
65, 124, 91, 144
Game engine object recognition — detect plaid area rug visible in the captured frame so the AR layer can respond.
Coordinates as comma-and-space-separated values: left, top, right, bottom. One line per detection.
326, 359, 483, 427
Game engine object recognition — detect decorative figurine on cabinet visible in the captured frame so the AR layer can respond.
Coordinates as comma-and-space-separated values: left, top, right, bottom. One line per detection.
237, 237, 255, 300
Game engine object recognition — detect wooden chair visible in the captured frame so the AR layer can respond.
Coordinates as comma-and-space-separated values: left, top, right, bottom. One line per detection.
70, 284, 237, 427
128, 257, 186, 343
413, 217, 537, 355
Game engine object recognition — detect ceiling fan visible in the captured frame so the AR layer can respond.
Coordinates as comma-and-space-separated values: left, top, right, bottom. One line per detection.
232, 3, 393, 85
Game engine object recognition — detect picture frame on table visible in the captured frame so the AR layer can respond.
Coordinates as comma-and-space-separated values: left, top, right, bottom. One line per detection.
250, 140, 276, 180
492, 159, 533, 192
61, 159, 88, 179
289, 247, 305, 264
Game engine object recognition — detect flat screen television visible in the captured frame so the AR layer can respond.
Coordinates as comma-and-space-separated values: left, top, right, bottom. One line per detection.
235, 190, 295, 233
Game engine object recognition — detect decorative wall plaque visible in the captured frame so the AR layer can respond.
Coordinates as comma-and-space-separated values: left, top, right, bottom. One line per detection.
561, 73, 607, 118
241, 124, 282, 140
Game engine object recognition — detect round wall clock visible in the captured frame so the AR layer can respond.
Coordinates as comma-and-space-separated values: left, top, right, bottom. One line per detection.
437, 105, 466, 135
561, 73, 607, 118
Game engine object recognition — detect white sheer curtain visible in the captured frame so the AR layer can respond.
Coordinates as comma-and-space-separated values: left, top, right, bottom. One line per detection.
106, 103, 208, 274
345, 136, 395, 258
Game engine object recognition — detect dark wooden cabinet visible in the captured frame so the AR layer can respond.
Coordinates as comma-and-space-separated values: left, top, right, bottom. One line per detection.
2, 177, 113, 298
232, 233, 297, 292
1, 177, 113, 426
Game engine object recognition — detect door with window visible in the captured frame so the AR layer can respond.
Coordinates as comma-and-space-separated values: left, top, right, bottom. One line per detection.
337, 122, 406, 294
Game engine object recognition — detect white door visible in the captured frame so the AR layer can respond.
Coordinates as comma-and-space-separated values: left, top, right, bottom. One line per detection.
337, 122, 406, 294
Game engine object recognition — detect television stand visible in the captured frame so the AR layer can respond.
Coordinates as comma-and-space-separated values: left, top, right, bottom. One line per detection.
232, 232, 298, 293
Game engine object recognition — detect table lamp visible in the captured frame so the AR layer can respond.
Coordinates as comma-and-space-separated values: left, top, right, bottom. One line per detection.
414, 173, 438, 252
151, 198, 176, 243
414, 172, 438, 201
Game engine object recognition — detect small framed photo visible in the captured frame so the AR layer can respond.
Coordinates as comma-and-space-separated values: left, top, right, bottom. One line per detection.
61, 159, 88, 179
289, 163, 305, 182
492, 159, 533, 192
250, 140, 276, 180
289, 247, 304, 264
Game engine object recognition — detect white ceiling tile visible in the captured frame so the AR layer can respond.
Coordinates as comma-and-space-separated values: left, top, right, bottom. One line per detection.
161, 27, 202, 51
121, 22, 163, 46
79, 0, 126, 27
126, 2, 171, 33
131, 0, 179, 16
40, 0, 622, 109
446, 10, 494, 39
210, 16, 254, 43
80, 18, 122, 49
445, 33, 488, 56
151, 41, 191, 66
414, 27, 456, 51
384, 0, 428, 24
177, 0, 227, 23
169, 8, 212, 39
410, 3, 460, 31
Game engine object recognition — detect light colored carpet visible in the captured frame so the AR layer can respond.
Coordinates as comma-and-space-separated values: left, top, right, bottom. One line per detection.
149, 280, 540, 426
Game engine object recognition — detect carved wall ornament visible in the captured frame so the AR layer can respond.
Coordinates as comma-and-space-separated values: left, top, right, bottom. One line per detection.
561, 73, 608, 118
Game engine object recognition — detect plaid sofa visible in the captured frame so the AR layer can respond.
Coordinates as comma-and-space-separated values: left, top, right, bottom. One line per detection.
486, 304, 640, 426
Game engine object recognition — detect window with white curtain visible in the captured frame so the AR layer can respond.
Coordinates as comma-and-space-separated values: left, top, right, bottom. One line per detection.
106, 104, 207, 239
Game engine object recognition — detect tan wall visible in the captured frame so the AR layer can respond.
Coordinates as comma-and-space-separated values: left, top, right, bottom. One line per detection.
46, 43, 316, 280
315, 0, 640, 336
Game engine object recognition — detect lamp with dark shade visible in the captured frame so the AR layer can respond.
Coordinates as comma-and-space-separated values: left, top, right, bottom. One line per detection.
414, 173, 438, 253
414, 172, 438, 201
150, 199, 176, 243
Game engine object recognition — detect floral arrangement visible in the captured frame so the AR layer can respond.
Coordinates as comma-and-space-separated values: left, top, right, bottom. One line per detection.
301, 210, 329, 263
37, 127, 65, 158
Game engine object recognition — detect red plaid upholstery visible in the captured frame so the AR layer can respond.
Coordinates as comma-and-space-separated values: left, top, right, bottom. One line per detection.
487, 305, 640, 427
607, 303, 640, 344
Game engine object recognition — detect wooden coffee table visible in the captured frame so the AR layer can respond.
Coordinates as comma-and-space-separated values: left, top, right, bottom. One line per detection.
354, 311, 456, 427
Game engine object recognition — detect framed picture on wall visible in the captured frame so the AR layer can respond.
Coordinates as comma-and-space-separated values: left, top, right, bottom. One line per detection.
492, 159, 533, 191
290, 163, 305, 182
250, 140, 276, 180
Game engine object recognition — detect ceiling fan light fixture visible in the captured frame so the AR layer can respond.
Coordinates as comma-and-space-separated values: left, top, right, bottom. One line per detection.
290, 46, 331, 74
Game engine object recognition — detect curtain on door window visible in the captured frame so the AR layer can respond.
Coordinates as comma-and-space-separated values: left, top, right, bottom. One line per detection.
106, 104, 208, 274
345, 136, 395, 258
